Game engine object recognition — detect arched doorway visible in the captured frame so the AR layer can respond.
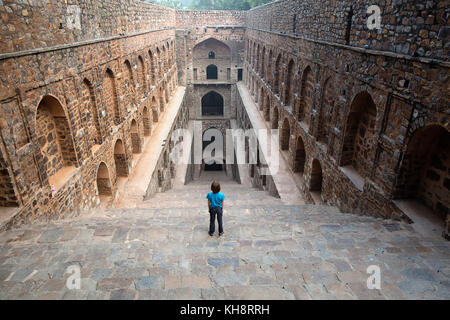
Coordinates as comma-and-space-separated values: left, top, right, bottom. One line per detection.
341, 91, 377, 178
131, 119, 141, 154
294, 136, 306, 173
81, 78, 102, 147
264, 95, 270, 122
284, 59, 295, 105
159, 88, 165, 112
97, 162, 112, 202
143, 107, 151, 136
202, 91, 224, 116
206, 64, 218, 80
259, 88, 264, 111
36, 95, 77, 184
281, 118, 290, 151
310, 159, 323, 192
152, 96, 158, 123
104, 69, 120, 125
298, 66, 313, 124
310, 159, 323, 204
274, 54, 281, 93
114, 139, 128, 177
395, 125, 449, 222
271, 106, 279, 129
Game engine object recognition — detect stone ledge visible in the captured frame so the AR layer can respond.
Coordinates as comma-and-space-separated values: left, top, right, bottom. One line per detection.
0, 26, 175, 61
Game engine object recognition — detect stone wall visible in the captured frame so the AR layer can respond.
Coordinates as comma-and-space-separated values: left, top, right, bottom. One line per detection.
0, 0, 178, 228
144, 97, 190, 199
246, 0, 449, 60
176, 22, 245, 177
0, 0, 176, 54
244, 22, 448, 225
175, 10, 245, 28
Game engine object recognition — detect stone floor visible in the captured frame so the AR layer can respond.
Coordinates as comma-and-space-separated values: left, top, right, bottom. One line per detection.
0, 174, 449, 300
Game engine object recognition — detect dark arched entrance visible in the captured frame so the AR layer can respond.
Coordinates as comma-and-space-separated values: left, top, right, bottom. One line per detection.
202, 91, 224, 116
206, 64, 218, 80
203, 128, 224, 171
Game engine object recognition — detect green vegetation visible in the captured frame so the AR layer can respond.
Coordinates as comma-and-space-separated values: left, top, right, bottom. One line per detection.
145, 0, 184, 9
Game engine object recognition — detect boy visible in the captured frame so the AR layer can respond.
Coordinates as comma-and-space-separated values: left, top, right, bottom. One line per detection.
206, 181, 225, 236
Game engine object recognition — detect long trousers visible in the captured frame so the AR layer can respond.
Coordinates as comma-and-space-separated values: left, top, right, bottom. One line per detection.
209, 206, 223, 234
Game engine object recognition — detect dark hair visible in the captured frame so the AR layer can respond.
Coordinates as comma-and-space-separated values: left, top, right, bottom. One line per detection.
211, 181, 221, 194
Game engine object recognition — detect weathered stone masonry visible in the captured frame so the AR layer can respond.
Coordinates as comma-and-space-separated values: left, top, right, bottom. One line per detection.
0, 0, 448, 238
0, 0, 178, 228
244, 0, 449, 237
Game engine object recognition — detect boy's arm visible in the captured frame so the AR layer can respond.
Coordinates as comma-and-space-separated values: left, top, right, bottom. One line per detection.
208, 200, 211, 211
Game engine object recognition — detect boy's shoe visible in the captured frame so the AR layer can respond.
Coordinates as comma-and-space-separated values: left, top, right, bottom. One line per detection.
219, 232, 224, 236
209, 232, 214, 236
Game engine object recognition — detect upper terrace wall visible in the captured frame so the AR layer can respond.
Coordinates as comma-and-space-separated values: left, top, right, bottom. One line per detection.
175, 10, 245, 28
246, 0, 449, 61
0, 0, 176, 54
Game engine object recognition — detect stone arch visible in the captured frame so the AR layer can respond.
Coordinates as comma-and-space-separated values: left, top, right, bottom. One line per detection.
162, 45, 167, 72
267, 49, 273, 84
138, 55, 146, 92
104, 68, 121, 125
256, 44, 261, 73
159, 87, 165, 112
131, 119, 141, 154
298, 66, 313, 124
340, 91, 377, 177
143, 106, 151, 136
123, 59, 135, 107
261, 46, 266, 78
318, 76, 334, 145
96, 162, 112, 199
114, 139, 128, 177
253, 43, 258, 69
81, 78, 102, 147
271, 106, 279, 129
274, 53, 282, 93
284, 59, 295, 105
259, 87, 264, 111
202, 91, 224, 116
294, 135, 306, 173
35, 95, 77, 182
206, 64, 218, 80
394, 124, 449, 221
193, 37, 231, 54
164, 85, 169, 103
156, 47, 162, 77
310, 159, 323, 192
148, 49, 155, 85
281, 118, 290, 151
152, 96, 159, 122
264, 94, 270, 121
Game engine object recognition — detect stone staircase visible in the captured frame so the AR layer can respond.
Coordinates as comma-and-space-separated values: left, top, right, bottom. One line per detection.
0, 172, 449, 300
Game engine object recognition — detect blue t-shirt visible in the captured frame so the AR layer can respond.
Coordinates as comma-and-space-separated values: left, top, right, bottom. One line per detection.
206, 192, 225, 208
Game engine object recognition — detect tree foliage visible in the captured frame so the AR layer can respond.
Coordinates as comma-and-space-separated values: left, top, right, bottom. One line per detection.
146, 0, 183, 9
